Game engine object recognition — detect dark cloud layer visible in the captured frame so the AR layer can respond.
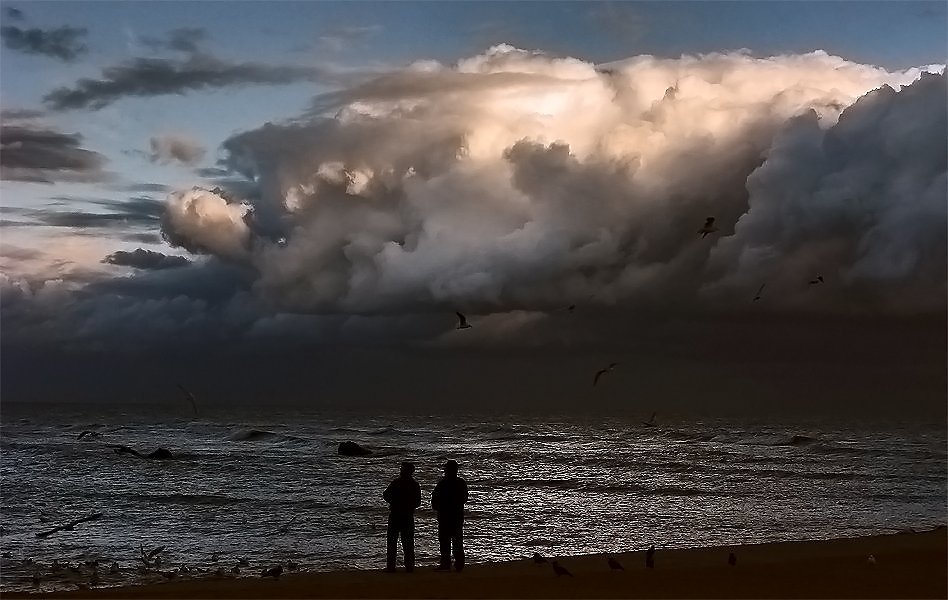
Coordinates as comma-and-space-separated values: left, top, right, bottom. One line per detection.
1, 24, 87, 61
42, 53, 330, 111
103, 248, 191, 270
140, 27, 208, 54
0, 124, 107, 183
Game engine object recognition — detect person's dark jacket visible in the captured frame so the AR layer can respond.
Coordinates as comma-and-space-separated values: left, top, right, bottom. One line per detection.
383, 476, 421, 515
432, 476, 468, 520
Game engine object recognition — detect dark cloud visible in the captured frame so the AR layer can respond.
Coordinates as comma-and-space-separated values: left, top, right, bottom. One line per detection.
6, 196, 163, 229
1, 108, 45, 121
0, 124, 108, 183
117, 182, 172, 193
140, 27, 208, 54
149, 133, 205, 165
103, 248, 191, 270
1, 24, 87, 61
4, 7, 24, 21
42, 53, 333, 111
195, 166, 230, 178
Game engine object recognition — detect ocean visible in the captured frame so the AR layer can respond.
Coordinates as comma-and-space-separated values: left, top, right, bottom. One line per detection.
1, 403, 945, 592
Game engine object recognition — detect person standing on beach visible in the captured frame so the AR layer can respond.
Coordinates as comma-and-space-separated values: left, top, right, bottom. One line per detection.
383, 461, 422, 572
432, 459, 469, 572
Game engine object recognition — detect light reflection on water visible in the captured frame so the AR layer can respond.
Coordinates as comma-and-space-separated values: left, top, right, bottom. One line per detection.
1, 406, 945, 592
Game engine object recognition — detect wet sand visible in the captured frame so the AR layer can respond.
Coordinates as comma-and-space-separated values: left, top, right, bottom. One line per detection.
12, 528, 946, 599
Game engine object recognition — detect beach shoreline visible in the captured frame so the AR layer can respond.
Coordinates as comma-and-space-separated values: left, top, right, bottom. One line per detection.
9, 528, 946, 599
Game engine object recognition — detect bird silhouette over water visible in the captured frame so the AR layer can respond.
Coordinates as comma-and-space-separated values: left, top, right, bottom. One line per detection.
176, 383, 198, 416
728, 552, 737, 567
645, 545, 655, 569
567, 304, 576, 313
532, 552, 548, 564
607, 556, 624, 570
808, 275, 824, 285
753, 284, 765, 302
593, 362, 619, 387
455, 312, 472, 330
552, 561, 573, 577
698, 217, 719, 238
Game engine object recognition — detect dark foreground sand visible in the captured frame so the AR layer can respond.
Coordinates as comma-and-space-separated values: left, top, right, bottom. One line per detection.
11, 529, 946, 599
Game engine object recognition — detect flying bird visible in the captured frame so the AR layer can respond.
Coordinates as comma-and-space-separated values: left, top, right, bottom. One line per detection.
808, 275, 824, 286
645, 545, 655, 569
698, 217, 719, 238
532, 552, 548, 564
593, 362, 619, 387
177, 383, 198, 416
276, 515, 299, 535
728, 552, 737, 567
753, 284, 765, 302
607, 556, 624, 570
642, 412, 657, 428
455, 312, 472, 330
551, 561, 573, 577
567, 304, 576, 313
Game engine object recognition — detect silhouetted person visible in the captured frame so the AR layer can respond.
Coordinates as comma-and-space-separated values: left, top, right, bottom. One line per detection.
432, 459, 469, 571
645, 545, 655, 568
383, 461, 421, 572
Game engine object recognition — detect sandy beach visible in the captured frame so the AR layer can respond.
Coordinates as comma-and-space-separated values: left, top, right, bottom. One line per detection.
11, 528, 945, 599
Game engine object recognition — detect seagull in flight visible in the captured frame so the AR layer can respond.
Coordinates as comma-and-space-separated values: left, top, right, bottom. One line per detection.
456, 312, 472, 330
593, 362, 619, 387
697, 217, 719, 238
808, 275, 824, 286
753, 284, 765, 302
177, 383, 198, 416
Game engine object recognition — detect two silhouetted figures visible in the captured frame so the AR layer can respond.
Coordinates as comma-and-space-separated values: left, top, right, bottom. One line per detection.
383, 459, 469, 573
432, 460, 469, 572
383, 461, 421, 572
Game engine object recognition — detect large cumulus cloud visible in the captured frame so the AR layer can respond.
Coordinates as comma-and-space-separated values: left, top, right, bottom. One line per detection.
162, 46, 944, 318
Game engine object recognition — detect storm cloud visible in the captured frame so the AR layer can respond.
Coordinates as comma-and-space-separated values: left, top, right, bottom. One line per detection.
2, 47, 945, 412
0, 124, 108, 183
159, 47, 944, 319
42, 53, 331, 111
1, 24, 88, 61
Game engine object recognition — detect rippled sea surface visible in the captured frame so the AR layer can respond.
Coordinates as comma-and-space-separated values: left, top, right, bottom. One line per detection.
1, 403, 945, 592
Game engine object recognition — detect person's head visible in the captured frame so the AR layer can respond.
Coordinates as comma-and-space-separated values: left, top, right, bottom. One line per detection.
443, 460, 459, 476
400, 461, 415, 477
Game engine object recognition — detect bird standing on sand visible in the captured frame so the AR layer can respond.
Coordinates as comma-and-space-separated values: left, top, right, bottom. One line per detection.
698, 217, 719, 238
532, 552, 548, 564
607, 556, 624, 570
728, 552, 737, 567
753, 284, 765, 302
456, 312, 472, 330
593, 363, 619, 387
552, 561, 573, 577
261, 565, 283, 579
645, 545, 655, 569
808, 275, 824, 285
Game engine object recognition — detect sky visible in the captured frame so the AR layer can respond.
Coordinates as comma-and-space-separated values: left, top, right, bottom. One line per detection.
0, 1, 945, 417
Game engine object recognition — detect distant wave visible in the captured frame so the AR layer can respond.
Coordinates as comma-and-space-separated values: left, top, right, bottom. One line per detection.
476, 477, 714, 496
134, 493, 249, 506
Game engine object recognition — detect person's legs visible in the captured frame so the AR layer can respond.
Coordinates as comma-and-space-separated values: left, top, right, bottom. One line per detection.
401, 516, 415, 572
385, 515, 398, 571
452, 521, 465, 571
436, 519, 452, 569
